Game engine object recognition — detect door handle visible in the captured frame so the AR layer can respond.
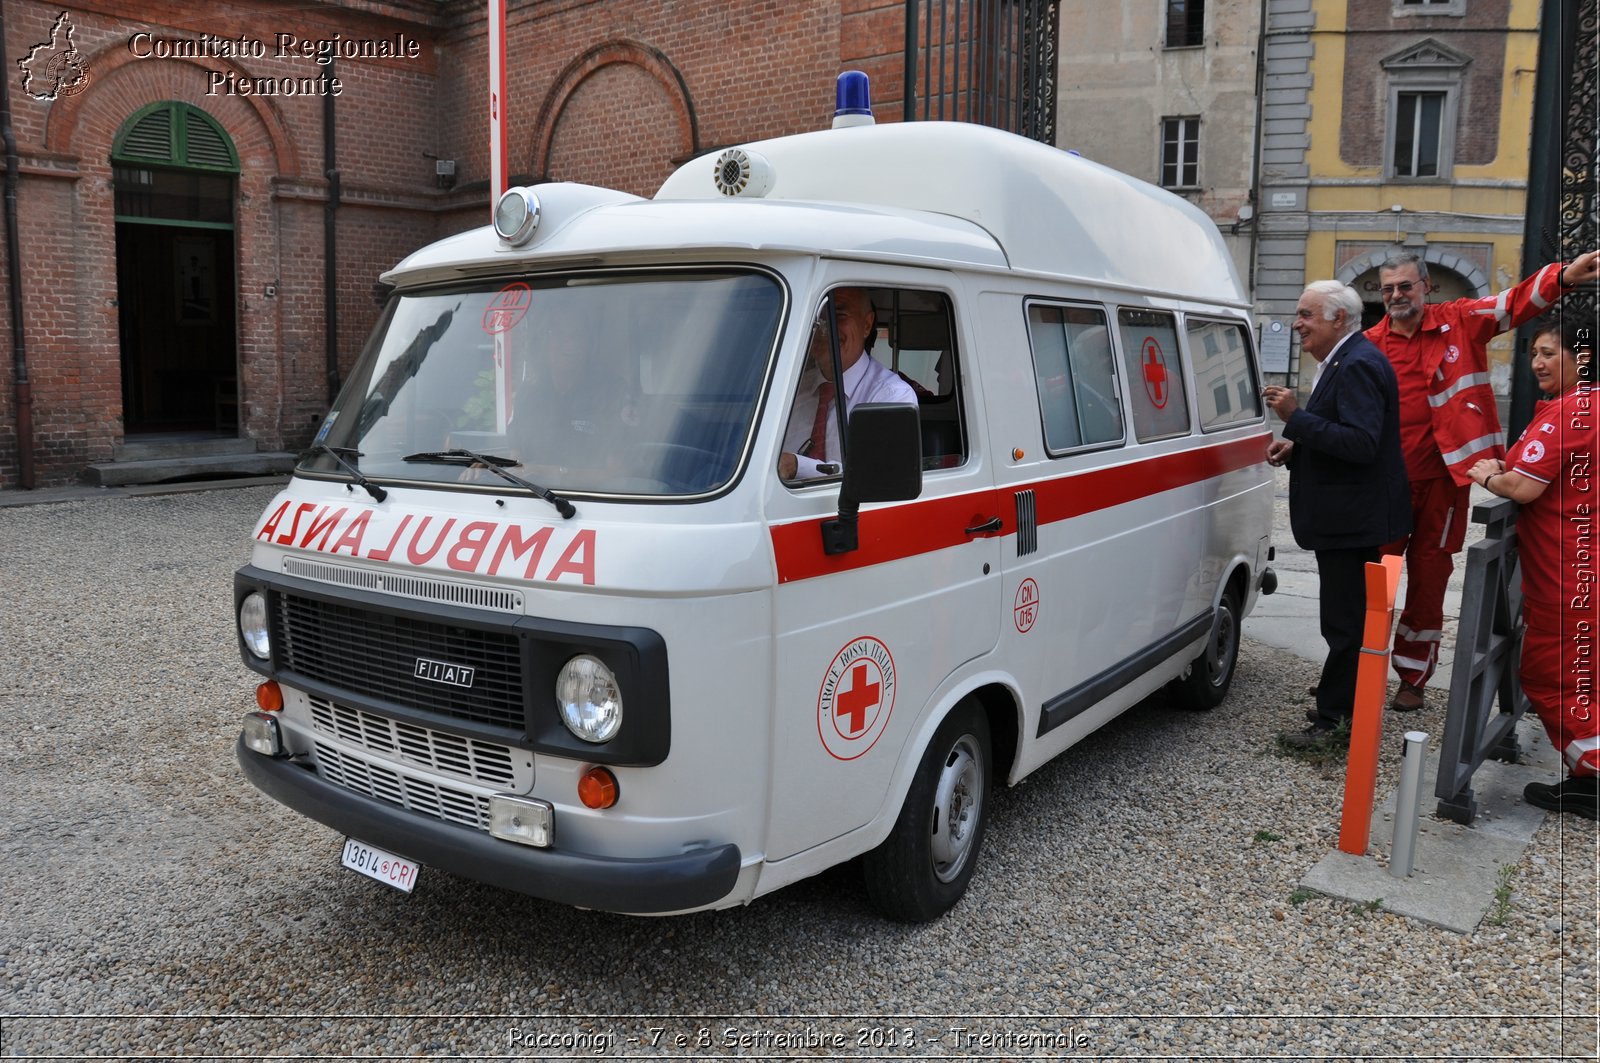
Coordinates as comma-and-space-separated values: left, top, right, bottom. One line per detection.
965, 516, 1002, 536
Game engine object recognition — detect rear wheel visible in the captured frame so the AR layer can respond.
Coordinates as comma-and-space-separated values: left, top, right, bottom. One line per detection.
1169, 586, 1241, 711
863, 701, 991, 922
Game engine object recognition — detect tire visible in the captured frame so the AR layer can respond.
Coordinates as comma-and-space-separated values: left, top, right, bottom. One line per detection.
862, 701, 992, 922
1169, 585, 1241, 711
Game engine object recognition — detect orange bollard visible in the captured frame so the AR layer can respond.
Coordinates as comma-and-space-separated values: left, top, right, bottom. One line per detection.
1338, 553, 1404, 855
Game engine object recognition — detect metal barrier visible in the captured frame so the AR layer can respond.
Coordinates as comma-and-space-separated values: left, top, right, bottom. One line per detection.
1435, 497, 1526, 824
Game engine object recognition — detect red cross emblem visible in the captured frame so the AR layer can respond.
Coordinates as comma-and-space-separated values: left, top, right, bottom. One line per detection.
817, 636, 897, 760
1142, 336, 1169, 409
836, 663, 880, 735
481, 282, 531, 334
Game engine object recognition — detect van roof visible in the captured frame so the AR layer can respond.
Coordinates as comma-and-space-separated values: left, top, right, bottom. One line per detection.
382, 191, 1009, 285
656, 121, 1247, 305
386, 122, 1244, 307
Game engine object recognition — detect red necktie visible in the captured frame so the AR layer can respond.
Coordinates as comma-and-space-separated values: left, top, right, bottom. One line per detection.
808, 380, 835, 460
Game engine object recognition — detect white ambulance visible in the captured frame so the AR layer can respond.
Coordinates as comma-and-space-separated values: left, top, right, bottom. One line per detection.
234, 84, 1276, 921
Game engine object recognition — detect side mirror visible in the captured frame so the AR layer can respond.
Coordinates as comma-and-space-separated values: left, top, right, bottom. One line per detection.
822, 403, 923, 554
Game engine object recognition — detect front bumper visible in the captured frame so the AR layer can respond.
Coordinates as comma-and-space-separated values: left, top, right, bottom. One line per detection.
237, 736, 741, 914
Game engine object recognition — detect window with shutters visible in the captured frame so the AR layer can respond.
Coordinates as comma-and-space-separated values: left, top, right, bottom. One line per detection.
112, 102, 238, 227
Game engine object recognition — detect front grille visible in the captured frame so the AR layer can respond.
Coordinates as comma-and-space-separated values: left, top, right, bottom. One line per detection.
313, 741, 489, 829
308, 695, 518, 788
277, 592, 525, 731
283, 557, 523, 613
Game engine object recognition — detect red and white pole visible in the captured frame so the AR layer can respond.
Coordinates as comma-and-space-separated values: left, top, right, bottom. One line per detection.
487, 0, 508, 201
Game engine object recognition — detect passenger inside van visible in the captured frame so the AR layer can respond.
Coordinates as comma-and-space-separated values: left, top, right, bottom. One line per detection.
778, 287, 916, 481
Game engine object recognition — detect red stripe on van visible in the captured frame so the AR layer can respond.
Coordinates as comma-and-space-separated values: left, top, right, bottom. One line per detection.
771, 432, 1270, 584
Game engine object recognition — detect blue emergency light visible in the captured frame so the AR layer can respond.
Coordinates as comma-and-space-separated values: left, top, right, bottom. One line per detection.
833, 71, 874, 127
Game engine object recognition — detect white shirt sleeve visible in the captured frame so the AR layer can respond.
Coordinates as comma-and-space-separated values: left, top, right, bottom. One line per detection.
785, 355, 918, 481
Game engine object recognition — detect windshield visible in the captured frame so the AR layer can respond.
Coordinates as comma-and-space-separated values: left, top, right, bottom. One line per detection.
304, 270, 785, 497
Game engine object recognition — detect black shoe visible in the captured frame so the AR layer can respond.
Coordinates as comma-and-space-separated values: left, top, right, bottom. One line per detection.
1524, 776, 1600, 820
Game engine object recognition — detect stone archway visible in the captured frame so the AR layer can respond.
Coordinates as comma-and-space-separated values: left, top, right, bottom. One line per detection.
1339, 247, 1491, 330
37, 44, 300, 448
1336, 246, 1490, 296
43, 42, 299, 175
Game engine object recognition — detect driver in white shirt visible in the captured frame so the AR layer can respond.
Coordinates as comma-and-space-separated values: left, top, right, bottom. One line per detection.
778, 287, 917, 481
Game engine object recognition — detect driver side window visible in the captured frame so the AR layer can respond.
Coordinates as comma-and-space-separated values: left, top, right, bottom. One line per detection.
778, 286, 967, 483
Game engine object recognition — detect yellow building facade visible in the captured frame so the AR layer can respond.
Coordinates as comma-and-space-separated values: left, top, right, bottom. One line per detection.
1256, 0, 1541, 397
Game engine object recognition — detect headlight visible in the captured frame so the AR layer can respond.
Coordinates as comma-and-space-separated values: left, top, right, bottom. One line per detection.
556, 654, 622, 743
493, 187, 540, 245
239, 592, 271, 660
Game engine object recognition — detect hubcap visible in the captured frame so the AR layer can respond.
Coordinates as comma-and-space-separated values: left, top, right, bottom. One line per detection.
1208, 605, 1236, 687
930, 734, 984, 882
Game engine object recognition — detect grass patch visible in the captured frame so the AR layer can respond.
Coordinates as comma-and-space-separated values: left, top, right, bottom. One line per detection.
1253, 829, 1284, 844
1274, 719, 1353, 767
1289, 888, 1316, 906
1350, 897, 1383, 917
1485, 864, 1517, 926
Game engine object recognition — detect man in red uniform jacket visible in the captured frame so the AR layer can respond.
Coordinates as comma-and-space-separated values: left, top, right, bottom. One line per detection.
1364, 250, 1600, 710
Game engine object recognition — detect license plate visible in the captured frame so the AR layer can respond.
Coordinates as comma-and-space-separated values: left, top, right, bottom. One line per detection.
340, 837, 419, 893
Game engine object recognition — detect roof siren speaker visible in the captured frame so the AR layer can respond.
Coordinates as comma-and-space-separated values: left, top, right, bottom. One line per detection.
712, 148, 773, 198
832, 70, 874, 129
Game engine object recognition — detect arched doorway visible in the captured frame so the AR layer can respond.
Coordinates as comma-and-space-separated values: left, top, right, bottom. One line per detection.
1342, 247, 1489, 331
112, 101, 239, 434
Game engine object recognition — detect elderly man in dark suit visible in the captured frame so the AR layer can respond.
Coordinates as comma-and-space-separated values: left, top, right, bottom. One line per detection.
1264, 280, 1411, 746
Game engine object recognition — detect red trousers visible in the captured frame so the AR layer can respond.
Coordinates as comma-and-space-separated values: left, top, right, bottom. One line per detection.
1522, 607, 1600, 778
1382, 477, 1471, 689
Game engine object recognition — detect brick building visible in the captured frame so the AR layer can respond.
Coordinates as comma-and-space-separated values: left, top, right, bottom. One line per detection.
1, 0, 918, 489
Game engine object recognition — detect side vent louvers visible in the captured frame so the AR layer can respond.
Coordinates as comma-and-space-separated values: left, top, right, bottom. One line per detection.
1015, 490, 1038, 556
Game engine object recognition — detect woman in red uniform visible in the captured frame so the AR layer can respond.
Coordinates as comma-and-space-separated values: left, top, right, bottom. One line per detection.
1469, 316, 1597, 819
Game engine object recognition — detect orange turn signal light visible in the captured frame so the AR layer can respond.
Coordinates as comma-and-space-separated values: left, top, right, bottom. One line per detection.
255, 680, 284, 712
577, 766, 619, 809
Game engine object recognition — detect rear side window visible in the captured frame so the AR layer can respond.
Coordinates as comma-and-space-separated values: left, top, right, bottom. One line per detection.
1187, 317, 1262, 429
1117, 308, 1190, 442
1026, 303, 1124, 452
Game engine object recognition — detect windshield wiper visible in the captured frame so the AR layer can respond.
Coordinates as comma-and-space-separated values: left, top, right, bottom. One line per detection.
402, 449, 576, 519
307, 444, 387, 502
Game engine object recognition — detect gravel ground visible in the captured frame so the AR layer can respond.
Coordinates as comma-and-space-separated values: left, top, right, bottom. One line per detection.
1, 484, 1596, 1060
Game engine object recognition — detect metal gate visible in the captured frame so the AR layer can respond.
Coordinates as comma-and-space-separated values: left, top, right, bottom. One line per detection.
1515, 0, 1597, 436
1558, 0, 1597, 304
902, 0, 1059, 143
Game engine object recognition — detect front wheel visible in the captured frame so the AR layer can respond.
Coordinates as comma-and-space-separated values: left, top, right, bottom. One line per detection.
862, 701, 992, 922
1168, 585, 1241, 711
